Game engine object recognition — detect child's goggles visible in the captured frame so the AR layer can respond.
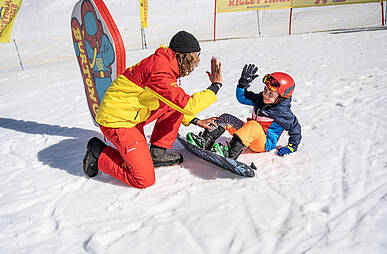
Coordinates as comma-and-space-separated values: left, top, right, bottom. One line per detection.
263, 74, 280, 91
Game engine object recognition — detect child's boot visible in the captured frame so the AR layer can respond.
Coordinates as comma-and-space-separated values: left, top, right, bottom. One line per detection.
83, 137, 107, 177
186, 126, 225, 150
212, 134, 245, 160
150, 144, 183, 167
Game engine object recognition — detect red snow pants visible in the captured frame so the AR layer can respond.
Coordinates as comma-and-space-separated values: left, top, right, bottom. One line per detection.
98, 102, 184, 188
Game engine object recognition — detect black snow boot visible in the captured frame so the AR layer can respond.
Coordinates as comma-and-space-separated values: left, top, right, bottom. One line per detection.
227, 134, 246, 160
82, 137, 107, 177
186, 126, 225, 150
150, 144, 183, 167
212, 134, 245, 160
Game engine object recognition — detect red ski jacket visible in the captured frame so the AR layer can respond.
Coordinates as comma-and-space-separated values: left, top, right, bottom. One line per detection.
96, 46, 217, 128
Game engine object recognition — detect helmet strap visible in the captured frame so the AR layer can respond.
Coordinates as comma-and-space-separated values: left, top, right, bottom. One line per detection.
275, 97, 284, 105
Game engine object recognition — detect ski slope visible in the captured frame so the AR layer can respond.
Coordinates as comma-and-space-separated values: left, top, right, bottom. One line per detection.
0, 1, 386, 253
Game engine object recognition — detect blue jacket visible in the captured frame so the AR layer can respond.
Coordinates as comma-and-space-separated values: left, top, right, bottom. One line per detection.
236, 87, 302, 151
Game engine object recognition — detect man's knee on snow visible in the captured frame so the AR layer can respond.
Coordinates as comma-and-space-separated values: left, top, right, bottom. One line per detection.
133, 175, 155, 189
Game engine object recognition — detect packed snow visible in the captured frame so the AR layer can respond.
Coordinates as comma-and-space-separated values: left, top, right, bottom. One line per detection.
0, 0, 386, 253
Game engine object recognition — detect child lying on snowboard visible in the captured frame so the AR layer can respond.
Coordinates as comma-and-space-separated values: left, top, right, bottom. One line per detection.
187, 64, 302, 160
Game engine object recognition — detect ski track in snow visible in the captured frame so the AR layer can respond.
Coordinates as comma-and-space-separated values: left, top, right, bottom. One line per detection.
1, 1, 387, 253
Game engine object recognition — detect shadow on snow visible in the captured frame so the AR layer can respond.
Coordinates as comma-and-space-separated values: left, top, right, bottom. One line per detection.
0, 118, 239, 186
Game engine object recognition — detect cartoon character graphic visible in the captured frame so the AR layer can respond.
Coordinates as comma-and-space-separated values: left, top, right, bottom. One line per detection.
73, 0, 115, 102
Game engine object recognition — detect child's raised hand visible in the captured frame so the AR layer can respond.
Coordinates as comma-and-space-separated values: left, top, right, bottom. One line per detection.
206, 57, 222, 84
238, 64, 259, 89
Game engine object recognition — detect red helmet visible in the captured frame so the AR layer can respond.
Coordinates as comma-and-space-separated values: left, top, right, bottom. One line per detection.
263, 72, 295, 99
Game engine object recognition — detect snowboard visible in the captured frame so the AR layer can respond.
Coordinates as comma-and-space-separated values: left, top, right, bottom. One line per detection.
177, 135, 255, 177
71, 0, 125, 125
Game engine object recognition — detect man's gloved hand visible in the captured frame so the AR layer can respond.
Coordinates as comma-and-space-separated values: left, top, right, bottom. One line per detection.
238, 64, 259, 89
277, 144, 296, 156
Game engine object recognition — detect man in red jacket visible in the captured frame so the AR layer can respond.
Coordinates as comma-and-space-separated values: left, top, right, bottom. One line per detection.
83, 31, 223, 188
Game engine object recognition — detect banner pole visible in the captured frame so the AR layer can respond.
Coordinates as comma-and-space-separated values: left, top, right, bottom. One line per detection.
380, 0, 384, 26
256, 10, 261, 37
143, 28, 148, 49
140, 28, 147, 50
141, 28, 144, 49
139, 0, 148, 49
214, 0, 217, 42
289, 8, 293, 35
13, 39, 24, 71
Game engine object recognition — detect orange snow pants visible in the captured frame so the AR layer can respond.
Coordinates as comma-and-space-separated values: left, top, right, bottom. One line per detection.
228, 120, 266, 153
98, 102, 183, 188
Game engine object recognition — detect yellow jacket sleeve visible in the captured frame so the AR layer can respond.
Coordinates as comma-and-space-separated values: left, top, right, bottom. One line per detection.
145, 87, 217, 126
181, 89, 217, 126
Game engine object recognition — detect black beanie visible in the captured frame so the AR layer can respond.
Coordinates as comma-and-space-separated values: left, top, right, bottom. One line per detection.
169, 31, 200, 53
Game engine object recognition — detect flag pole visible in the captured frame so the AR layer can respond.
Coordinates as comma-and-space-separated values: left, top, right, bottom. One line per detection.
214, 0, 217, 42
256, 10, 261, 37
141, 28, 147, 49
141, 28, 144, 49
13, 39, 24, 70
380, 0, 384, 26
289, 8, 293, 35
139, 0, 148, 49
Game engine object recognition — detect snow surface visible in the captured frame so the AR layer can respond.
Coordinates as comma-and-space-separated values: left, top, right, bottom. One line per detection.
1, 1, 387, 253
